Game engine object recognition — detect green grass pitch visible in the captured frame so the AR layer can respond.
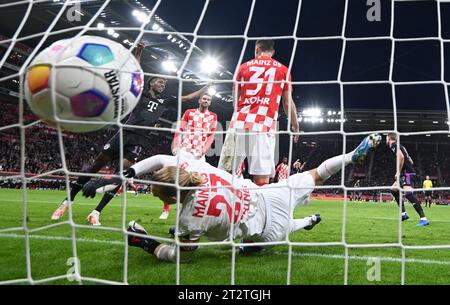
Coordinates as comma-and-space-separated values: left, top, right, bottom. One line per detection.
1, 188, 450, 285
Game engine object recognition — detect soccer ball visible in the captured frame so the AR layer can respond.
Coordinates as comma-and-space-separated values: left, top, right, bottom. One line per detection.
24, 35, 144, 132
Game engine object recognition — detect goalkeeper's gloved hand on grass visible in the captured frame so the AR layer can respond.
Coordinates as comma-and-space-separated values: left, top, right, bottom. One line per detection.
82, 177, 120, 198
81, 168, 136, 198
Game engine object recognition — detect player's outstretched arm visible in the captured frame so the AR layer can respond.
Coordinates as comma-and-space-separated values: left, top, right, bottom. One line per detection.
132, 154, 177, 176
82, 155, 179, 198
181, 81, 213, 102
282, 90, 299, 143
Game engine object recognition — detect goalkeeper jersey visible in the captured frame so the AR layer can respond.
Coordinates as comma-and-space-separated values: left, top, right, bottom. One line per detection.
131, 155, 265, 241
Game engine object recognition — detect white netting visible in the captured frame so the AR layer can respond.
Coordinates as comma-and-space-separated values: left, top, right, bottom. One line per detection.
0, 0, 449, 285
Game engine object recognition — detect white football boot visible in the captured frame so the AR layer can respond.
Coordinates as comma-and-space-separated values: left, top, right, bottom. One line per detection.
51, 199, 69, 220
87, 210, 101, 226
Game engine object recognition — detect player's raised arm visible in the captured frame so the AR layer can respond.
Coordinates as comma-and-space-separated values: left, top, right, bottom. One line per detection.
133, 41, 146, 62
181, 81, 213, 102
282, 90, 300, 143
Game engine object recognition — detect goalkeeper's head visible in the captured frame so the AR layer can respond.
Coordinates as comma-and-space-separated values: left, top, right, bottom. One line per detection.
151, 166, 205, 204
255, 39, 275, 58
386, 132, 397, 146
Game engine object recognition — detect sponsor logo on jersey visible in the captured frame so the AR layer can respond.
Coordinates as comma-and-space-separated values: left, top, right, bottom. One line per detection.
146, 98, 165, 112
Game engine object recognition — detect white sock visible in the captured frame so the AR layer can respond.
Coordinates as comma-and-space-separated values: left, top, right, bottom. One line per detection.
402, 212, 408, 216
420, 217, 428, 221
316, 150, 355, 181
290, 217, 312, 233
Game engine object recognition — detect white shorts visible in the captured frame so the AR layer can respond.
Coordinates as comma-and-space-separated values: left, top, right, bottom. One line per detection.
218, 130, 276, 176
177, 149, 206, 162
256, 171, 315, 243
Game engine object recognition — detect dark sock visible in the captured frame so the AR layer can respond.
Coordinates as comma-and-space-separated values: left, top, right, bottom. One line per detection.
70, 176, 92, 201
405, 193, 426, 218
70, 160, 108, 201
391, 191, 406, 213
94, 185, 120, 213
142, 238, 161, 254
129, 234, 160, 254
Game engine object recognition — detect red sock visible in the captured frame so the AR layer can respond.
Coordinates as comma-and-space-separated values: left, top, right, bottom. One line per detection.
117, 186, 123, 195
163, 202, 171, 212
133, 184, 138, 192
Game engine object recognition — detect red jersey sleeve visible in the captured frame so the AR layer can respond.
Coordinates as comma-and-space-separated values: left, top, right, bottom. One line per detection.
235, 63, 246, 81
179, 109, 190, 131
275, 163, 281, 173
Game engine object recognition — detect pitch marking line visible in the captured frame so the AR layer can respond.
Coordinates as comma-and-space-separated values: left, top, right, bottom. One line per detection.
2, 200, 450, 222
0, 199, 160, 209
1, 233, 450, 266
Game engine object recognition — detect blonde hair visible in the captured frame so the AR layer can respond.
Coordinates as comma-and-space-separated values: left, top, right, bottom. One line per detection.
152, 166, 204, 198
387, 132, 397, 141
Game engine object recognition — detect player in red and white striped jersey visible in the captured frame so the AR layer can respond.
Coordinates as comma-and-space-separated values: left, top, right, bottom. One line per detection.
159, 93, 218, 220
219, 40, 299, 187
275, 157, 289, 182
236, 160, 246, 178
172, 94, 218, 161
80, 134, 381, 262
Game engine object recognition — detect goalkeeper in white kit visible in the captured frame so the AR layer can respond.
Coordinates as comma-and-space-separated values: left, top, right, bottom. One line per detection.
82, 134, 382, 262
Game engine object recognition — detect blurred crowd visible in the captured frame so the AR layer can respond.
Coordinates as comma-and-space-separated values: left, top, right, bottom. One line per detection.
1, 99, 449, 202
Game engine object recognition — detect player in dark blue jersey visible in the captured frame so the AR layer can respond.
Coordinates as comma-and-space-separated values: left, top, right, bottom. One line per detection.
386, 133, 429, 226
51, 42, 212, 225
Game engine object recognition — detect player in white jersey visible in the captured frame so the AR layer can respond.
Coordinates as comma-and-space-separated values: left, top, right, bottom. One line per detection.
159, 93, 218, 220
82, 134, 381, 262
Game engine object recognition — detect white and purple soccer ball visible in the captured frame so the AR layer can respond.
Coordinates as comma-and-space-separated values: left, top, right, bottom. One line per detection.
24, 35, 144, 132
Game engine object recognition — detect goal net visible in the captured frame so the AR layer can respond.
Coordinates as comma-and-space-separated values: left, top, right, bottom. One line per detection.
379, 192, 393, 203
1, 0, 450, 286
